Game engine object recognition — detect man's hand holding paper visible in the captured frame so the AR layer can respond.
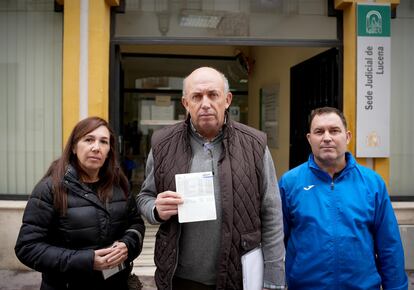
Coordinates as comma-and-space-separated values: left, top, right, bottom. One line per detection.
155, 191, 183, 221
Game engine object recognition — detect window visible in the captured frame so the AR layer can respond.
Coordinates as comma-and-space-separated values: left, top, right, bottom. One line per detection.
115, 0, 336, 41
390, 1, 414, 197
0, 0, 62, 196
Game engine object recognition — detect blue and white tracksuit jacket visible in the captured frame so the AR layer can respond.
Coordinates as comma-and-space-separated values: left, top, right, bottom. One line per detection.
279, 153, 408, 290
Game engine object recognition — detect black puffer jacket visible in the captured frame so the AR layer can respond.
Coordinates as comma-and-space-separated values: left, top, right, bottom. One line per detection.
15, 165, 145, 290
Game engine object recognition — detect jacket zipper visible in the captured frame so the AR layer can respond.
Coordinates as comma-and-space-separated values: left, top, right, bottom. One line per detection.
208, 147, 214, 175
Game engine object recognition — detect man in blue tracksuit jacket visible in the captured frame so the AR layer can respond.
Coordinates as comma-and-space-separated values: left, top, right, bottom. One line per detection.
279, 107, 408, 290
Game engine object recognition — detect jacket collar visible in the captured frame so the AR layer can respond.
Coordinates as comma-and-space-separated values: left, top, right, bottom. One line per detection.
63, 164, 109, 212
64, 164, 79, 181
186, 111, 231, 142
308, 152, 356, 180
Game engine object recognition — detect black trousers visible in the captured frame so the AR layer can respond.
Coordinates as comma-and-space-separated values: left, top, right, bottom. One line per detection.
172, 276, 216, 290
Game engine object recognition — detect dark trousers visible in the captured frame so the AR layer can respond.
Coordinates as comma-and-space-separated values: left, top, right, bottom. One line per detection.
172, 276, 216, 290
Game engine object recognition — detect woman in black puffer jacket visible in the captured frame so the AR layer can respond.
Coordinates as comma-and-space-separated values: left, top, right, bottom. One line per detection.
15, 116, 145, 290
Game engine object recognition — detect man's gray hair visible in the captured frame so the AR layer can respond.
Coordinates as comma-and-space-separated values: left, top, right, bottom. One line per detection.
182, 67, 230, 97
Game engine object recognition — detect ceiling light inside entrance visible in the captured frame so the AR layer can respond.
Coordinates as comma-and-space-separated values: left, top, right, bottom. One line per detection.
179, 10, 222, 28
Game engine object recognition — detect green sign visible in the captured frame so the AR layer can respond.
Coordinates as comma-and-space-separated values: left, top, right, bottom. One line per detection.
357, 4, 390, 37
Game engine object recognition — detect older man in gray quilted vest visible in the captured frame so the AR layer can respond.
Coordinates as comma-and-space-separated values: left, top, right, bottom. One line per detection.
137, 67, 285, 290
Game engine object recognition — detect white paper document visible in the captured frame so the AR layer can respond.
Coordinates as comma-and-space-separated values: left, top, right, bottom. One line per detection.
101, 262, 126, 280
241, 246, 264, 290
175, 171, 216, 223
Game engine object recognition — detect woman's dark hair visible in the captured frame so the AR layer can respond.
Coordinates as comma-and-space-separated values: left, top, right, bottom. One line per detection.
45, 116, 129, 215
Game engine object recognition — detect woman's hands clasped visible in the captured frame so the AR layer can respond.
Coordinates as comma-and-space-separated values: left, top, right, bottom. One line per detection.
93, 241, 128, 271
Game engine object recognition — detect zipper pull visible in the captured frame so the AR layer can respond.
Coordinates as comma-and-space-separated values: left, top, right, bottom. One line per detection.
204, 143, 214, 175
209, 149, 214, 175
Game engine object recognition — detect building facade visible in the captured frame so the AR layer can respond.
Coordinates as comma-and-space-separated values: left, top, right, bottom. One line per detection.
0, 0, 413, 272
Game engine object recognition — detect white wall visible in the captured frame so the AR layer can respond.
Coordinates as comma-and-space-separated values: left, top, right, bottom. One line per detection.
0, 202, 30, 270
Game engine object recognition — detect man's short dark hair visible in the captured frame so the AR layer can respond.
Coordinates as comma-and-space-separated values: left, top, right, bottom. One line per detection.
308, 107, 347, 131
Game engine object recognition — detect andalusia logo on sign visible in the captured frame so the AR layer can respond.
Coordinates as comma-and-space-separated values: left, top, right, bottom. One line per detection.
357, 4, 390, 37
366, 10, 382, 34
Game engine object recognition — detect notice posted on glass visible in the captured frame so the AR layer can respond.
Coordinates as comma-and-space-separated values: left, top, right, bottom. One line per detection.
175, 171, 216, 223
